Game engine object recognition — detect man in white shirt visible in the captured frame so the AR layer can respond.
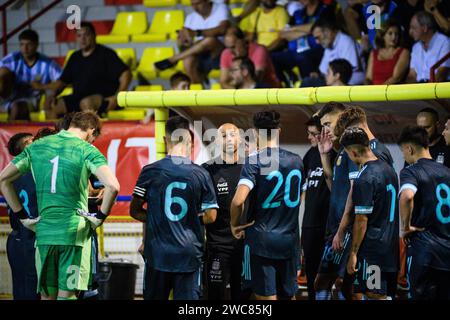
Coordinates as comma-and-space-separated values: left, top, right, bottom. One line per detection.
154, 0, 230, 84
301, 17, 365, 87
407, 11, 450, 83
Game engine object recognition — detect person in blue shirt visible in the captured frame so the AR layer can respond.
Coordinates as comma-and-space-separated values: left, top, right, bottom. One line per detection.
271, 0, 332, 86
231, 110, 304, 300
398, 125, 450, 300
340, 127, 399, 300
0, 29, 61, 120
129, 116, 218, 300
5, 132, 39, 300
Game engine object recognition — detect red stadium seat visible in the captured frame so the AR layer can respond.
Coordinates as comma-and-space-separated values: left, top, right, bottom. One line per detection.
55, 20, 114, 43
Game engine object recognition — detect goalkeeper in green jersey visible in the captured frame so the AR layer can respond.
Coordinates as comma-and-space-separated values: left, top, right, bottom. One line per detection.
0, 111, 120, 300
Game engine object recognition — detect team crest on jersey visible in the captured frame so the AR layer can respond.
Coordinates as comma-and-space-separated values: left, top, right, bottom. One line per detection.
217, 178, 229, 195
336, 155, 342, 166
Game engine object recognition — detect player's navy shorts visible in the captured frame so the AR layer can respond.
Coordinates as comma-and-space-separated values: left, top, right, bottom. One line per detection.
406, 231, 450, 300
245, 250, 298, 298
143, 261, 201, 300
317, 231, 352, 278
353, 257, 388, 296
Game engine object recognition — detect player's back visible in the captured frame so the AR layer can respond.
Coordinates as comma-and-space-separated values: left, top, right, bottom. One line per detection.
401, 159, 450, 241
13, 130, 106, 246
141, 156, 217, 273
355, 159, 399, 271
242, 147, 304, 260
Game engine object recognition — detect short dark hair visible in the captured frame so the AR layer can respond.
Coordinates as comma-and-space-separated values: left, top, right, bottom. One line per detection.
316, 102, 347, 120
415, 11, 437, 32
312, 12, 339, 32
334, 106, 367, 138
165, 115, 191, 142
227, 26, 245, 40
233, 57, 256, 80
417, 107, 439, 122
253, 110, 280, 130
170, 72, 191, 88
397, 125, 429, 149
305, 116, 322, 130
7, 132, 32, 156
375, 19, 403, 49
80, 22, 96, 36
69, 111, 102, 137
340, 127, 370, 152
34, 127, 57, 141
329, 59, 353, 85
19, 29, 39, 43
55, 112, 76, 131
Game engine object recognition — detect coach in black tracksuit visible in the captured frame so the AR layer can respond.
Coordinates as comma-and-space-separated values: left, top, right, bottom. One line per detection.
301, 117, 336, 300
202, 123, 249, 300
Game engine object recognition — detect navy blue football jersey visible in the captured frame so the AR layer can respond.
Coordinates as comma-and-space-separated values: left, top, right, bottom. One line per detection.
7, 172, 38, 230
326, 139, 393, 237
370, 139, 394, 167
238, 147, 304, 259
133, 155, 218, 273
327, 148, 359, 237
352, 159, 399, 272
400, 158, 450, 241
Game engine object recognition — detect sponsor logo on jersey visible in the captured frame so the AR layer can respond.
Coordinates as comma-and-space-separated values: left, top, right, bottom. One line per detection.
217, 178, 229, 195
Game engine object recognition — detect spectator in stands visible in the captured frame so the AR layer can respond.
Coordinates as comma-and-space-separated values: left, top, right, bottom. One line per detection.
270, 0, 331, 86
365, 20, 410, 84
424, 0, 450, 35
45, 22, 131, 119
407, 11, 450, 82
245, 0, 289, 51
230, 57, 265, 89
325, 58, 353, 86
301, 17, 365, 87
0, 29, 61, 120
343, 0, 399, 50
390, 0, 424, 49
170, 72, 191, 90
220, 27, 280, 88
154, 0, 230, 84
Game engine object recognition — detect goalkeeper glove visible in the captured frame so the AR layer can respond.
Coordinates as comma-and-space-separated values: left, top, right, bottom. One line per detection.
16, 208, 40, 232
77, 209, 108, 229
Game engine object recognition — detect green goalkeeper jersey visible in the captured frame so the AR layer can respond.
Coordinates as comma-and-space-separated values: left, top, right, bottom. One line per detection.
12, 130, 108, 246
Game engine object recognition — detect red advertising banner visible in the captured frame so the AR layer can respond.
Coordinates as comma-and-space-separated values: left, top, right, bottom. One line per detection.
0, 121, 156, 217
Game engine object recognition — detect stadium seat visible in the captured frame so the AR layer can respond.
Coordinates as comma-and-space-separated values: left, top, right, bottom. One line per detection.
55, 20, 114, 43
189, 83, 203, 90
143, 0, 178, 7
210, 83, 221, 90
96, 12, 148, 44
30, 111, 46, 122
132, 10, 184, 42
208, 69, 221, 79
137, 47, 177, 80
231, 7, 251, 32
180, 0, 190, 5
135, 85, 164, 91
57, 87, 73, 98
64, 50, 75, 66
114, 48, 137, 69
107, 108, 146, 120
